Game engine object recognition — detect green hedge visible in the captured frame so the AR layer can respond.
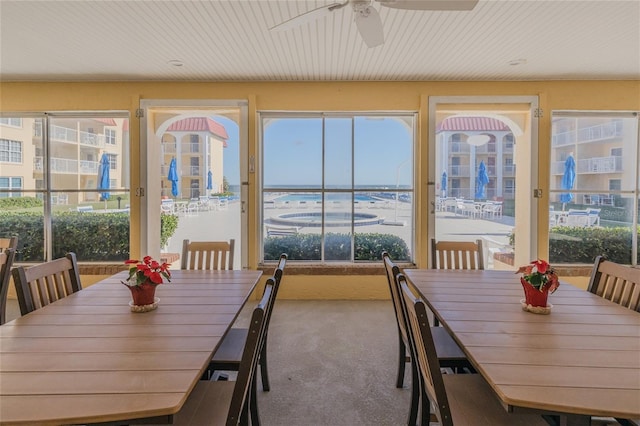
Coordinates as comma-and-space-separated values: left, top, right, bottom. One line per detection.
0, 212, 179, 262
264, 232, 410, 262
0, 197, 43, 210
549, 225, 639, 264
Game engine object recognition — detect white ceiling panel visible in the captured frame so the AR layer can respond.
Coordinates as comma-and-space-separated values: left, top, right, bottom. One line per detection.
0, 0, 638, 82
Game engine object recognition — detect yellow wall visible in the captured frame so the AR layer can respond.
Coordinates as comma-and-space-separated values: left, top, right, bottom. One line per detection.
2, 80, 639, 299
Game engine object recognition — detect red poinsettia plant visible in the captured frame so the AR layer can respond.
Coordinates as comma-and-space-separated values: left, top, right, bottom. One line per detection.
516, 259, 560, 293
122, 256, 171, 287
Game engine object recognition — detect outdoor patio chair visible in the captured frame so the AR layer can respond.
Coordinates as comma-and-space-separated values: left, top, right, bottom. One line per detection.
588, 256, 640, 312
131, 279, 275, 426
0, 248, 16, 324
207, 255, 286, 390
396, 273, 548, 426
181, 239, 235, 270
382, 252, 472, 426
12, 252, 82, 316
566, 209, 590, 227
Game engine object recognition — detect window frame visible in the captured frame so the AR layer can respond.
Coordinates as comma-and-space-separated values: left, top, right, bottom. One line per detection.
258, 111, 417, 264
0, 138, 23, 163
549, 110, 639, 265
0, 111, 130, 262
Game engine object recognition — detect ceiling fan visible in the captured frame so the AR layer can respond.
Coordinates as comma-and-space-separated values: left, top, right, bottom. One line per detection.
269, 0, 479, 48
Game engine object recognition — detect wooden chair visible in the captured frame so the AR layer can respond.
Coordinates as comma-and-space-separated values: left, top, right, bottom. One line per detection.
588, 256, 640, 312
431, 238, 484, 326
133, 280, 275, 426
431, 238, 484, 270
181, 239, 235, 270
0, 248, 16, 324
396, 273, 548, 426
0, 236, 18, 252
382, 252, 472, 426
207, 254, 287, 421
11, 252, 82, 316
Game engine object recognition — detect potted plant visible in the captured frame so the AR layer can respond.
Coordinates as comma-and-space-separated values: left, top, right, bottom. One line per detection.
516, 259, 560, 313
122, 256, 171, 311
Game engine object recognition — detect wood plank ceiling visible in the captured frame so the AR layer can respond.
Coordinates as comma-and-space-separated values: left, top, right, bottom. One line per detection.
0, 0, 638, 82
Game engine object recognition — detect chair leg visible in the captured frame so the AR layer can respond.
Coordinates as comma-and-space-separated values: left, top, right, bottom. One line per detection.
396, 337, 406, 388
419, 386, 432, 426
407, 359, 419, 426
259, 344, 270, 392
250, 373, 261, 425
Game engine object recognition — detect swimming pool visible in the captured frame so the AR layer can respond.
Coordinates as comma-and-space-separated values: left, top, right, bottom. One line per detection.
268, 211, 383, 227
271, 193, 382, 203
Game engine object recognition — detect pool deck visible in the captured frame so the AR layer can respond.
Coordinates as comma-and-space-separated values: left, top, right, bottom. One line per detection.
164, 200, 514, 267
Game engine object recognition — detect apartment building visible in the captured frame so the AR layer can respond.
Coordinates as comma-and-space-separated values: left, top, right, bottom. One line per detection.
1, 116, 128, 205
160, 117, 229, 199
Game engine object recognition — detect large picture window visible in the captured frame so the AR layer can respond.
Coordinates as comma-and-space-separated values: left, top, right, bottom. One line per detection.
549, 112, 639, 265
0, 113, 130, 263
260, 113, 415, 263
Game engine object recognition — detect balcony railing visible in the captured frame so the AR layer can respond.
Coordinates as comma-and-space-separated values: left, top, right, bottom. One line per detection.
181, 143, 201, 153
577, 156, 623, 174
34, 156, 99, 174
162, 143, 177, 154
448, 165, 471, 177
450, 142, 470, 153
552, 120, 623, 146
474, 144, 497, 154
183, 166, 201, 176
51, 125, 78, 143
503, 165, 516, 176
50, 125, 105, 148
80, 160, 99, 174
79, 130, 105, 147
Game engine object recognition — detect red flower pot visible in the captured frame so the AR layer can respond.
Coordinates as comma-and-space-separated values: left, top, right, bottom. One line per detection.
129, 281, 157, 306
521, 277, 549, 307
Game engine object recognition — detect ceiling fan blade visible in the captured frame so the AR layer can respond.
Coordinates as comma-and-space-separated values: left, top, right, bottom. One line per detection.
354, 4, 384, 48
377, 0, 478, 11
269, 2, 346, 32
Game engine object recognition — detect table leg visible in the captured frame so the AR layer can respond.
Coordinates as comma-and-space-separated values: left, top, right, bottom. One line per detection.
542, 414, 591, 426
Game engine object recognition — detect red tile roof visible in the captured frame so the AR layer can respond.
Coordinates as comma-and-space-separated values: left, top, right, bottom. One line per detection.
167, 117, 229, 144
437, 117, 510, 132
95, 118, 117, 126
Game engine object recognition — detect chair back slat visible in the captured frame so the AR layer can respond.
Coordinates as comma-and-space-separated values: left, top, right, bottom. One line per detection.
588, 256, 640, 311
0, 236, 18, 252
431, 239, 484, 270
382, 252, 408, 342
181, 239, 235, 270
0, 248, 17, 324
226, 280, 274, 425
12, 253, 82, 316
397, 273, 453, 426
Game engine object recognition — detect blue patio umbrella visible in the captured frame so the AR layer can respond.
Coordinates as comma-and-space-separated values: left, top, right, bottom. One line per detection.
207, 170, 213, 190
475, 160, 489, 199
560, 154, 576, 209
98, 153, 110, 202
168, 157, 179, 197
441, 171, 447, 197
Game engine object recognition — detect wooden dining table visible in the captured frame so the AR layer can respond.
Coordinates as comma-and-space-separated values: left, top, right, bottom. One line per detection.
0, 269, 262, 426
404, 269, 640, 425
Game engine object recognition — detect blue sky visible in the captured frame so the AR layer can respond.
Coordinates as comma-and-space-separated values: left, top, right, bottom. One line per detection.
262, 116, 413, 188
214, 115, 413, 189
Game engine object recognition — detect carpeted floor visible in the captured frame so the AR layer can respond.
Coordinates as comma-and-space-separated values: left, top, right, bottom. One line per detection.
253, 300, 410, 426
